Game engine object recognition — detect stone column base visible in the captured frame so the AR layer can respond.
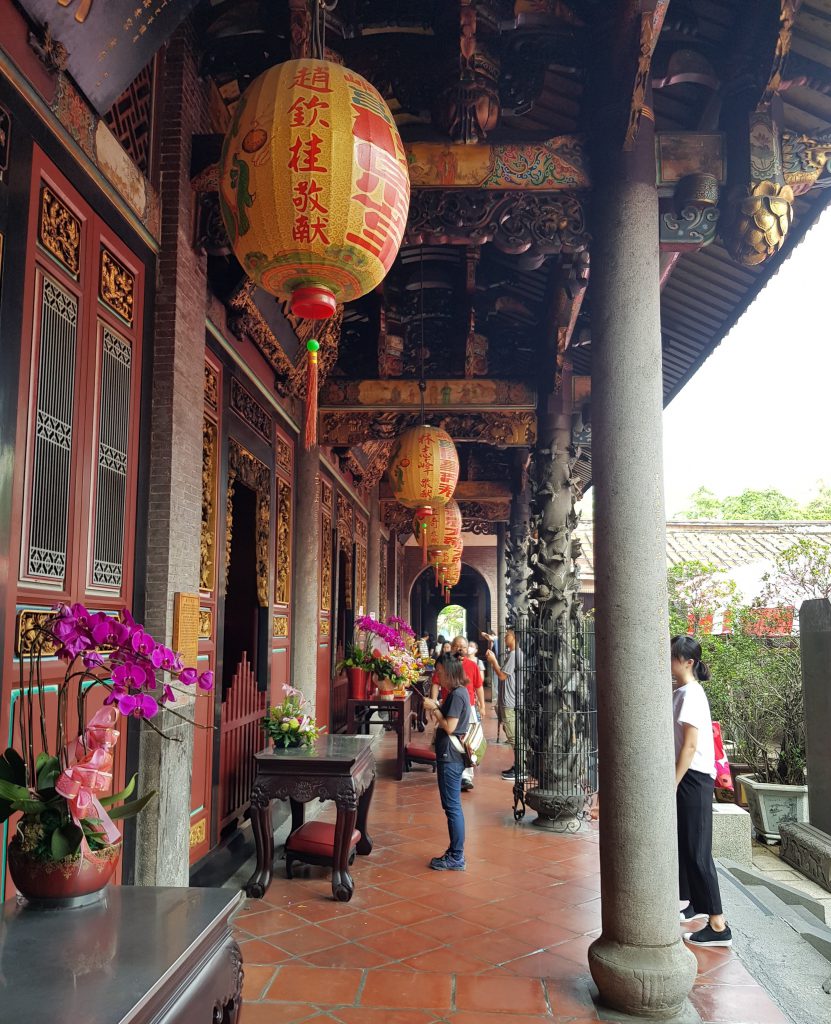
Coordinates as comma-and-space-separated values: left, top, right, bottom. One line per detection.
780, 821, 831, 893
588, 936, 697, 1020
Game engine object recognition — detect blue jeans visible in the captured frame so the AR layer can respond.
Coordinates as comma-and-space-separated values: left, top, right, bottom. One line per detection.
436, 760, 465, 861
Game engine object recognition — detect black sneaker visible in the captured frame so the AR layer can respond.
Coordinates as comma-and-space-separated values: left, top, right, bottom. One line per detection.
429, 854, 466, 871
680, 906, 707, 923
501, 766, 516, 780
461, 780, 474, 791
684, 923, 732, 947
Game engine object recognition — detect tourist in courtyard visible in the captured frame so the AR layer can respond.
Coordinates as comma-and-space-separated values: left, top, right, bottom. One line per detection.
486, 628, 522, 780
430, 637, 484, 791
423, 656, 470, 871
467, 640, 486, 683
671, 635, 733, 947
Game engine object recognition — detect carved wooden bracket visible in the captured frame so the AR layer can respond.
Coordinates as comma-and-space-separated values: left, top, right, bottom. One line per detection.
406, 191, 589, 268
320, 410, 536, 448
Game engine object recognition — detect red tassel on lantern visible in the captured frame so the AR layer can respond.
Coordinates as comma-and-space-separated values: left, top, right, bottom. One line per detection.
413, 506, 433, 566
304, 338, 319, 450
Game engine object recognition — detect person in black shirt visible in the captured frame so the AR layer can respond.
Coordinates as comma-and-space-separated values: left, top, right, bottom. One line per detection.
423, 656, 470, 870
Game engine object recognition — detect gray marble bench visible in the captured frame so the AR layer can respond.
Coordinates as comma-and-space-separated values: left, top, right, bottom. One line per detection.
0, 886, 243, 1024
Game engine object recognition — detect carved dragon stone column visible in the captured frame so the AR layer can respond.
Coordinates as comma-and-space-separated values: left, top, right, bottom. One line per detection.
521, 357, 588, 832
506, 449, 531, 624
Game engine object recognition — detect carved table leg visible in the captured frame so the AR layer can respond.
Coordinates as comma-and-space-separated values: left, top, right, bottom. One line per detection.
331, 801, 358, 902
289, 797, 305, 838
356, 773, 375, 856
395, 708, 405, 780
244, 791, 274, 898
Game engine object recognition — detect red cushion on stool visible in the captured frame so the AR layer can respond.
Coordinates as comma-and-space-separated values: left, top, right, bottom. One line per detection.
406, 744, 436, 761
286, 821, 361, 856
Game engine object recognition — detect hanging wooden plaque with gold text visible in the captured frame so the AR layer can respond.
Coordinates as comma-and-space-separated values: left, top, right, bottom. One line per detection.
173, 592, 200, 669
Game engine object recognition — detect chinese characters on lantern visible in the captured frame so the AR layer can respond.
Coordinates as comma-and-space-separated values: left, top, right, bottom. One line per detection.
343, 72, 409, 269
288, 65, 332, 248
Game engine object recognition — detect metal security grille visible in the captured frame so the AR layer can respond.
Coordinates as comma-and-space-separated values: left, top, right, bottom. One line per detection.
27, 275, 78, 581
92, 326, 132, 587
512, 615, 598, 831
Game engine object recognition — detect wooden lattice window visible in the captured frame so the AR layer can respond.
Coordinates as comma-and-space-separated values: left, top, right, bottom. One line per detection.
103, 63, 154, 177
90, 325, 133, 588
26, 272, 78, 582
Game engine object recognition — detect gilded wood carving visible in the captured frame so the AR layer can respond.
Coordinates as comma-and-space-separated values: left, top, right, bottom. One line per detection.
321, 511, 332, 612
204, 363, 219, 412
226, 438, 271, 607
276, 435, 292, 474
320, 411, 536, 447
230, 377, 272, 442
378, 542, 388, 623
201, 418, 217, 592
99, 248, 135, 324
39, 185, 80, 277
273, 615, 289, 638
275, 478, 292, 606
198, 609, 213, 639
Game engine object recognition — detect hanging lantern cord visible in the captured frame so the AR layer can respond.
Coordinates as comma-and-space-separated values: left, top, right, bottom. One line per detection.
419, 246, 426, 425
311, 0, 338, 61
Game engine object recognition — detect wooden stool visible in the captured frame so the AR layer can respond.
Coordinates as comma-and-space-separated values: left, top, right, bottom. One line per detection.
404, 744, 437, 773
285, 821, 361, 878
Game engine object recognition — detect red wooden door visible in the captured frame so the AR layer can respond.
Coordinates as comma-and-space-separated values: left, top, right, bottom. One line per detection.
1, 148, 145, 899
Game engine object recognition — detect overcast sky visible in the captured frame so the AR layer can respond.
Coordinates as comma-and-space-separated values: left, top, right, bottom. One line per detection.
661, 204, 831, 518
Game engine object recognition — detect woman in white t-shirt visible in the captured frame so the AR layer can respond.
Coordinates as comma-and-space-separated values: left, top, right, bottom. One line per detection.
671, 635, 732, 948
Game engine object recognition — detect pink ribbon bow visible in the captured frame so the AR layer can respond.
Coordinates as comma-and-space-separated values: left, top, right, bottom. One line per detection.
55, 707, 122, 846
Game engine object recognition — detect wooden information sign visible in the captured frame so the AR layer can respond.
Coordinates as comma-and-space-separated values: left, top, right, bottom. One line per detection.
173, 593, 200, 669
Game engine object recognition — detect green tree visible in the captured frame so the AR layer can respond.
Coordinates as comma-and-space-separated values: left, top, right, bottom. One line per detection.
721, 488, 801, 520
667, 559, 738, 635
759, 537, 831, 606
803, 482, 831, 520
680, 483, 831, 521
682, 487, 723, 520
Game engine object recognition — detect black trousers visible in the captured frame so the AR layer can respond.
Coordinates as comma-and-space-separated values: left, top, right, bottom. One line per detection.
677, 769, 723, 916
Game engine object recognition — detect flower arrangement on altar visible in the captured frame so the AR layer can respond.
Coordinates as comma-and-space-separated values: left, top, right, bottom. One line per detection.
261, 685, 323, 749
0, 604, 214, 904
336, 614, 406, 676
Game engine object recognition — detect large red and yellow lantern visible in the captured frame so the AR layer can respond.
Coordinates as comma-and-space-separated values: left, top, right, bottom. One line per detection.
388, 425, 459, 533
416, 499, 461, 568
219, 58, 410, 321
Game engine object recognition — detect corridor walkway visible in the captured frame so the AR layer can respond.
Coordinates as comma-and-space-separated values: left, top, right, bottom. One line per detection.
233, 727, 789, 1024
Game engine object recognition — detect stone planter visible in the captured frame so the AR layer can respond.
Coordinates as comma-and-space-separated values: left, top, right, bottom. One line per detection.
736, 774, 810, 843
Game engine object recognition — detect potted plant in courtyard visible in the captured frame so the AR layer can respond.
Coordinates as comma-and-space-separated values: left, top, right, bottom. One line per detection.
0, 604, 214, 906
261, 686, 322, 748
726, 637, 808, 841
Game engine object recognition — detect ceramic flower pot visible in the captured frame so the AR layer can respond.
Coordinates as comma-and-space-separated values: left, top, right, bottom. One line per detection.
347, 667, 371, 700
8, 835, 121, 908
376, 678, 395, 701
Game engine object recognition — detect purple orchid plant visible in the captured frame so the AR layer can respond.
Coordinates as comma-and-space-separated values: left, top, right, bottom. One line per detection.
0, 604, 215, 865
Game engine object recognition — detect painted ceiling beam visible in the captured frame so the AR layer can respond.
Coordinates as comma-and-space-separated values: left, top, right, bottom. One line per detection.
319, 379, 535, 412
404, 131, 725, 194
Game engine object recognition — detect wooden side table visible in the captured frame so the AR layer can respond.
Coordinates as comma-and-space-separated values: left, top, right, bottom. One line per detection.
0, 887, 243, 1024
346, 693, 412, 780
244, 734, 376, 902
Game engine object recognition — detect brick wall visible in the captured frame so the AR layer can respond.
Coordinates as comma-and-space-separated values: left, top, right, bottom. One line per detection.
402, 541, 497, 623
136, 27, 210, 886
143, 27, 209, 642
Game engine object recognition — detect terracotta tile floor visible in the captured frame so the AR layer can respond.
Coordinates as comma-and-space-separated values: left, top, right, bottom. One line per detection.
235, 724, 790, 1024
